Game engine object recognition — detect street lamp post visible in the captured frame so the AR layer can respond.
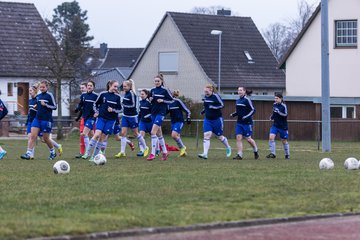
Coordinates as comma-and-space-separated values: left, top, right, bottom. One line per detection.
211, 30, 222, 93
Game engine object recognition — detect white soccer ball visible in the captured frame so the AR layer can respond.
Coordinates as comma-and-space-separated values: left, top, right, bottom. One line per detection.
94, 153, 107, 165
344, 157, 359, 170
319, 158, 334, 170
53, 160, 70, 174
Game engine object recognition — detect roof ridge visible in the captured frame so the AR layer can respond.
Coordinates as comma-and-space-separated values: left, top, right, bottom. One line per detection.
167, 11, 251, 19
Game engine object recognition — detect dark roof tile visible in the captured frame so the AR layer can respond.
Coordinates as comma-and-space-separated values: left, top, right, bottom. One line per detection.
169, 12, 285, 89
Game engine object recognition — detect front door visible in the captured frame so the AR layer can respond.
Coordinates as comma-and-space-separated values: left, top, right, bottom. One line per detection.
17, 82, 29, 115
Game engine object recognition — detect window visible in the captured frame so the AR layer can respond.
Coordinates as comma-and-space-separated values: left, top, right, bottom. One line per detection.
159, 52, 178, 73
330, 106, 356, 119
244, 51, 255, 64
7, 83, 13, 96
335, 20, 357, 47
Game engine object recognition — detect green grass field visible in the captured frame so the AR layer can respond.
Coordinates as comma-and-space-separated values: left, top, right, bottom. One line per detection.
0, 135, 360, 239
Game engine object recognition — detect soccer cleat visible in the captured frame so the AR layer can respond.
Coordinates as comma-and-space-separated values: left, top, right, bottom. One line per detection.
161, 152, 169, 161
137, 151, 144, 157
115, 152, 126, 158
128, 141, 135, 151
266, 153, 276, 159
57, 144, 63, 156
233, 154, 243, 160
146, 153, 156, 161
0, 150, 6, 160
226, 147, 232, 157
81, 153, 89, 159
75, 153, 83, 159
48, 152, 57, 160
21, 153, 31, 160
285, 155, 290, 160
254, 151, 259, 160
88, 157, 94, 162
198, 153, 208, 160
143, 146, 149, 157
179, 146, 187, 157
155, 149, 160, 156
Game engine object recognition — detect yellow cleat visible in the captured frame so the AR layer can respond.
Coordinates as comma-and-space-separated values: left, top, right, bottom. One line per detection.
179, 146, 187, 157
57, 144, 63, 156
115, 152, 126, 158
143, 146, 149, 157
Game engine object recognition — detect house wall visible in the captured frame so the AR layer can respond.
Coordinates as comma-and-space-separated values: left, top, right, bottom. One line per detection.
131, 16, 210, 102
0, 77, 70, 117
286, 0, 360, 97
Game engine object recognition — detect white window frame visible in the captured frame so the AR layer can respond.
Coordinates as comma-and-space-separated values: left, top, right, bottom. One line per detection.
335, 20, 357, 47
158, 52, 178, 73
330, 105, 356, 119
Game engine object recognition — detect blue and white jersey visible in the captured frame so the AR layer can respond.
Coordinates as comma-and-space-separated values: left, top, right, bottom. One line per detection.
26, 97, 38, 125
231, 96, 255, 125
35, 91, 57, 121
150, 86, 174, 116
202, 93, 223, 120
94, 91, 122, 120
271, 102, 288, 130
122, 90, 138, 117
168, 98, 191, 124
0, 99, 8, 121
139, 99, 152, 123
78, 91, 98, 120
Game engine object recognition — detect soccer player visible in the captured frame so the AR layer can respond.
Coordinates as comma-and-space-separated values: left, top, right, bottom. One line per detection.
230, 87, 259, 160
115, 79, 148, 158
0, 98, 8, 160
137, 89, 153, 157
168, 90, 191, 157
266, 93, 290, 159
74, 82, 87, 158
198, 84, 231, 160
83, 80, 122, 161
76, 80, 98, 157
146, 74, 174, 161
21, 80, 57, 160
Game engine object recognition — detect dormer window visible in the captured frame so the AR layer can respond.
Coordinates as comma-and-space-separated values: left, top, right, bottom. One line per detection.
244, 51, 255, 63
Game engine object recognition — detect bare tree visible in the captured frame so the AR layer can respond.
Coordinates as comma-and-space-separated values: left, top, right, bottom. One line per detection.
263, 0, 316, 61
191, 5, 230, 15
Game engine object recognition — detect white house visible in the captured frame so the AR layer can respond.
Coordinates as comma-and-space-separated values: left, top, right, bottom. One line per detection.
280, 0, 360, 119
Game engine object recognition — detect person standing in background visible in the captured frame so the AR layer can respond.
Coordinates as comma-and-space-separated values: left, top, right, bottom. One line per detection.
75, 82, 87, 158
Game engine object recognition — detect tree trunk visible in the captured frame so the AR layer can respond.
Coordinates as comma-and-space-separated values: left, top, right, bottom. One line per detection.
56, 78, 64, 140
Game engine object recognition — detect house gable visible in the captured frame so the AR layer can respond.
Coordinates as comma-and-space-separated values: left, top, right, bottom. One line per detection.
130, 14, 210, 101
284, 0, 360, 98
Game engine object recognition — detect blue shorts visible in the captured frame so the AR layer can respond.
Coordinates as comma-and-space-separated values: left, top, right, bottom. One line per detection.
27, 122, 43, 136
31, 118, 52, 134
113, 123, 121, 135
95, 117, 116, 135
121, 116, 138, 129
236, 123, 253, 137
203, 118, 223, 136
171, 122, 184, 134
84, 118, 95, 130
152, 114, 165, 126
270, 126, 289, 139
139, 121, 152, 133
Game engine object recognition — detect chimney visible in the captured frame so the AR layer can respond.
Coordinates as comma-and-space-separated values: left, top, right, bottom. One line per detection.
99, 43, 108, 59
217, 9, 231, 16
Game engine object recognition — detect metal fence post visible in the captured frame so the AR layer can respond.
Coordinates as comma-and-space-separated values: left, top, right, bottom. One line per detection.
196, 120, 199, 149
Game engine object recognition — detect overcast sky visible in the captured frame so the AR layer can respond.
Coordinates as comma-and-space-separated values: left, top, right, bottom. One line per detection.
7, 0, 320, 48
